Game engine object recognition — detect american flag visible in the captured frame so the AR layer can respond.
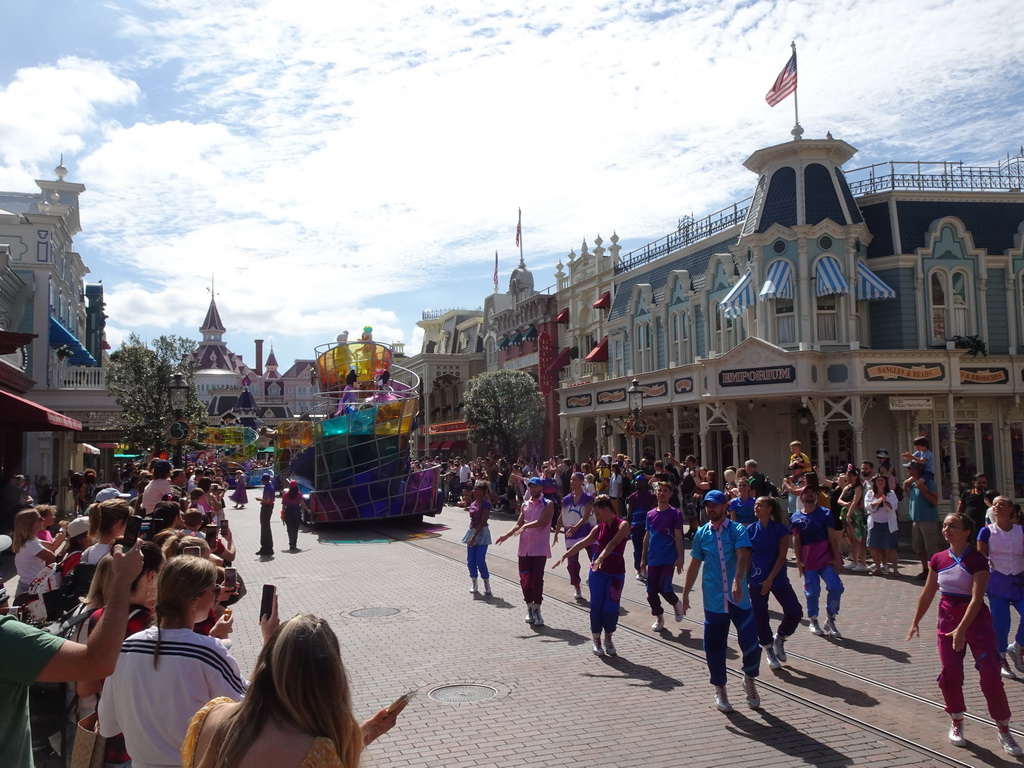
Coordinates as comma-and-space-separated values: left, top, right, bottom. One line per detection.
765, 51, 797, 107
515, 208, 521, 248
493, 251, 498, 291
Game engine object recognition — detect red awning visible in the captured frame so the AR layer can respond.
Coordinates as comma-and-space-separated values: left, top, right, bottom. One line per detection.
592, 291, 611, 310
449, 439, 468, 450
585, 337, 609, 363
555, 308, 569, 324
0, 390, 82, 431
429, 441, 443, 450
439, 441, 454, 451
547, 346, 571, 373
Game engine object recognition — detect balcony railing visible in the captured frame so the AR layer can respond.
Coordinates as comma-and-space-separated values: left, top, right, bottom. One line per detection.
559, 358, 606, 385
54, 365, 107, 390
845, 153, 1024, 196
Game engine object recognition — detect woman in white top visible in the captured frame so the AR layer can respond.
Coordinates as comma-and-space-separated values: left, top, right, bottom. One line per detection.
864, 474, 900, 575
977, 496, 1024, 679
12, 508, 57, 595
81, 499, 131, 566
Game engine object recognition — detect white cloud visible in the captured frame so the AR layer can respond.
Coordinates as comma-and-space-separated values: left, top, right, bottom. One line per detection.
4, 0, 1024, 369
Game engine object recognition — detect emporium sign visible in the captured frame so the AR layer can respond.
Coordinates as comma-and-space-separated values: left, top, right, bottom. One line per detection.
864, 363, 944, 381
565, 393, 592, 409
960, 367, 1008, 384
719, 365, 796, 388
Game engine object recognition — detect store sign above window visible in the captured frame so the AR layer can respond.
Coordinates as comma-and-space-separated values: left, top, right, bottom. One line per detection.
864, 363, 944, 381
674, 377, 693, 394
960, 367, 1008, 384
888, 397, 934, 410
597, 388, 625, 404
719, 365, 796, 387
640, 382, 667, 398
565, 393, 592, 408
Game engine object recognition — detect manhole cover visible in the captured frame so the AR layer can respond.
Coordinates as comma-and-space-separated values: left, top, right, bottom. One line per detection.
349, 607, 400, 618
428, 684, 498, 703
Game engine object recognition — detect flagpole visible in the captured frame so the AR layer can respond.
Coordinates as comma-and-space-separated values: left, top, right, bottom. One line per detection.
518, 207, 524, 263
790, 41, 804, 139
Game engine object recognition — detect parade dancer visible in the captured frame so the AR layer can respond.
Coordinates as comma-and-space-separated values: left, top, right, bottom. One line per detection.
553, 472, 596, 600
682, 490, 762, 712
626, 475, 656, 581
747, 497, 803, 669
907, 513, 1022, 755
255, 473, 275, 556
976, 497, 1024, 679
496, 477, 553, 626
553, 495, 630, 656
464, 480, 493, 595
791, 486, 845, 638
228, 470, 248, 509
641, 480, 685, 631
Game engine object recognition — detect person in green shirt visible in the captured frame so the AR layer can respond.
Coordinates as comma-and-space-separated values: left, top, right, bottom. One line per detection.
0, 540, 143, 768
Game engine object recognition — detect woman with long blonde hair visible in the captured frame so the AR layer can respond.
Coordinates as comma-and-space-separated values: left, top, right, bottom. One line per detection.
183, 614, 402, 768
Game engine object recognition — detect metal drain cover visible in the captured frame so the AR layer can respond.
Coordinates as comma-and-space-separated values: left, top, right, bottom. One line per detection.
428, 684, 498, 703
349, 607, 400, 618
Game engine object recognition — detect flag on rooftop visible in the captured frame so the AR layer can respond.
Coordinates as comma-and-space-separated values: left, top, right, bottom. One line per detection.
515, 208, 522, 248
766, 49, 797, 107
493, 250, 498, 292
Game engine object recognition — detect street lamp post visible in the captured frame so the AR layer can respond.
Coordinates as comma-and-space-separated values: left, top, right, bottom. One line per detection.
601, 418, 614, 456
168, 372, 189, 468
626, 378, 645, 460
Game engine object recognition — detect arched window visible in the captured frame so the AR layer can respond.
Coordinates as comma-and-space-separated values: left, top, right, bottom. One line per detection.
775, 299, 796, 345
930, 269, 971, 344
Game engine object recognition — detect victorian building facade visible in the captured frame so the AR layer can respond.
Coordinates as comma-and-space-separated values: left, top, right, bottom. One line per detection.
557, 135, 1024, 506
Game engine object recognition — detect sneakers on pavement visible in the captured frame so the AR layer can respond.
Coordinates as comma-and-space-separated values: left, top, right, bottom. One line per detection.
1001, 657, 1016, 679
483, 580, 492, 596
532, 607, 544, 626
652, 615, 665, 631
525, 605, 536, 624
742, 674, 761, 709
764, 645, 781, 670
673, 600, 685, 622
999, 726, 1023, 756
604, 633, 617, 657
823, 617, 842, 639
808, 618, 824, 636
773, 633, 788, 663
591, 634, 604, 656
948, 717, 966, 747
852, 563, 868, 572
1009, 642, 1024, 674
470, 579, 478, 594
714, 685, 733, 713
573, 587, 584, 600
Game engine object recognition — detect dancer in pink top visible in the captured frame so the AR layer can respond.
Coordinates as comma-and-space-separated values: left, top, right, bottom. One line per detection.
496, 477, 553, 626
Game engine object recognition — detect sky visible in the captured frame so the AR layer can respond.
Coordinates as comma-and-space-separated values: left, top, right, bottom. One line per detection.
1, 0, 1023, 372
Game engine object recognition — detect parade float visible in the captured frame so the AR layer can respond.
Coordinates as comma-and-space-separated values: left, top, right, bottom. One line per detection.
274, 328, 442, 524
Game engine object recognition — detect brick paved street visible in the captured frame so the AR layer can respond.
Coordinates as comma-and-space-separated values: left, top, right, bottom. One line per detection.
8, 503, 1024, 767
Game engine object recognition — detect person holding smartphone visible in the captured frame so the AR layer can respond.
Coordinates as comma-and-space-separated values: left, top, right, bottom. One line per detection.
181, 613, 403, 768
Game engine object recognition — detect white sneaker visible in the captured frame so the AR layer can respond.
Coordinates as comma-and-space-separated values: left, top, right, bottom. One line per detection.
573, 587, 584, 600
604, 633, 617, 656
532, 607, 544, 626
823, 617, 842, 639
470, 579, 478, 594
764, 645, 781, 670
652, 615, 665, 631
808, 619, 824, 636
999, 727, 1023, 756
592, 634, 605, 656
742, 674, 761, 709
852, 563, 868, 572
1002, 657, 1016, 679
483, 580, 492, 596
773, 633, 788, 663
673, 601, 685, 622
1009, 642, 1024, 674
948, 717, 966, 747
714, 685, 733, 713
525, 605, 536, 624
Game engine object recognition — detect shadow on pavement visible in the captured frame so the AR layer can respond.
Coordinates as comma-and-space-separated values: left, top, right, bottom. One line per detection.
726, 709, 854, 766
772, 665, 879, 707
471, 593, 516, 610
310, 517, 449, 545
821, 635, 912, 664
522, 626, 589, 647
592, 655, 686, 692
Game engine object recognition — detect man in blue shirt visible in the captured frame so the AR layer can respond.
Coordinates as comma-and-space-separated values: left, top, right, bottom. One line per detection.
683, 490, 762, 712
903, 460, 940, 580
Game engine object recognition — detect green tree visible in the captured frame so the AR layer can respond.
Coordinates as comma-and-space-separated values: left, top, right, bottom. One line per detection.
464, 369, 544, 459
106, 334, 207, 456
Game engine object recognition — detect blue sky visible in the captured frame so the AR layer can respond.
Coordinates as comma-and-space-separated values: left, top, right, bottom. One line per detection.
1, 0, 1023, 371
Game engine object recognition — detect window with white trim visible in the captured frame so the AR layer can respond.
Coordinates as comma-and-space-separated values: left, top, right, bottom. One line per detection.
816, 294, 839, 342
930, 269, 971, 344
775, 299, 796, 345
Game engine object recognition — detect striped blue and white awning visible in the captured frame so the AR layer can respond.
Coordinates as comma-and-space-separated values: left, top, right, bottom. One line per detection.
855, 260, 896, 300
720, 269, 755, 319
815, 256, 850, 296
758, 259, 793, 300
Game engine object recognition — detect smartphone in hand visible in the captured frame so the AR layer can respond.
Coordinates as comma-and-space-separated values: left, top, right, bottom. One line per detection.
223, 567, 237, 592
119, 516, 143, 550
183, 545, 203, 557
260, 584, 276, 621
386, 690, 416, 715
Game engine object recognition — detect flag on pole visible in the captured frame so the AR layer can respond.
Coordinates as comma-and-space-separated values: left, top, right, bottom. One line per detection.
515, 208, 521, 248
493, 251, 498, 291
765, 50, 797, 107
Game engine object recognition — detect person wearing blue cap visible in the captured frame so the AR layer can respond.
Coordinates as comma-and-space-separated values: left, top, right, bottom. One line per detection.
682, 489, 762, 712
496, 476, 554, 626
